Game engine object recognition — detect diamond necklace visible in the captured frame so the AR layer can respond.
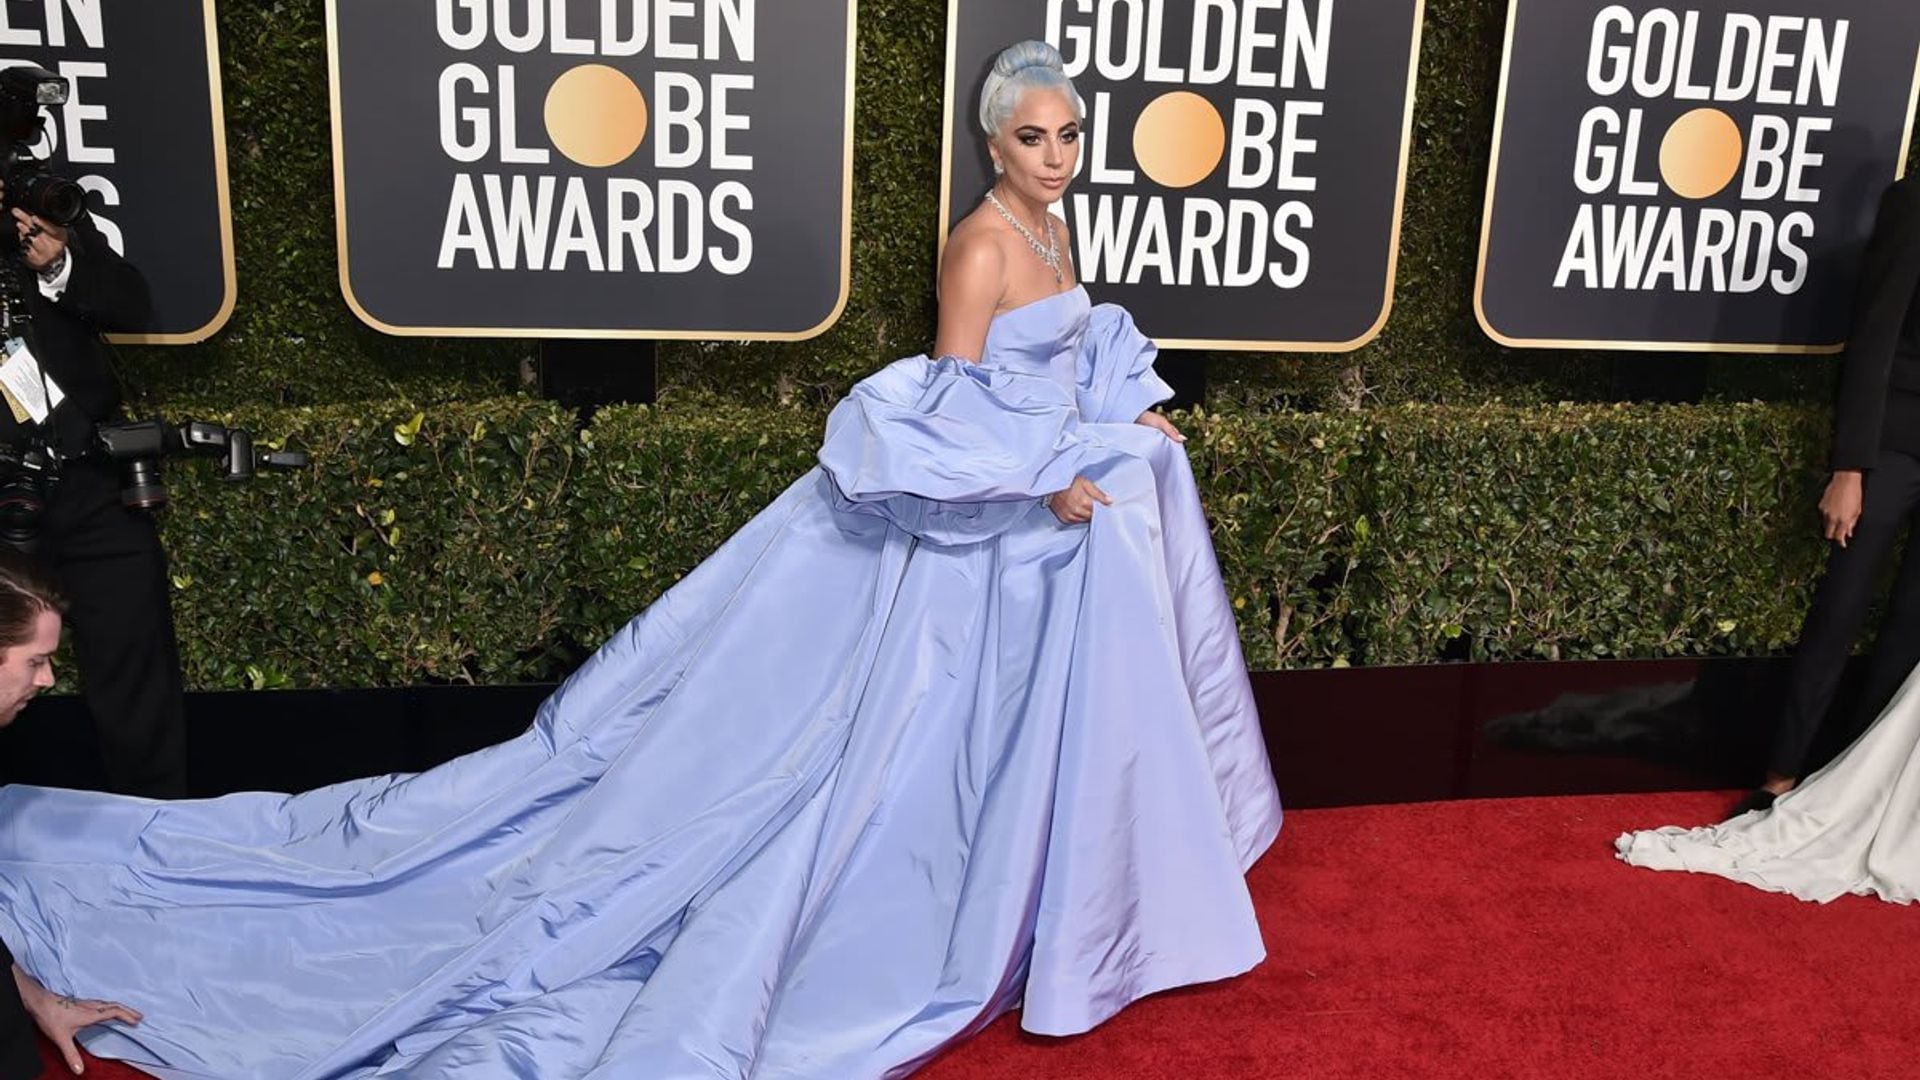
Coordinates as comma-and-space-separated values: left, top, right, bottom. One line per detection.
985, 189, 1062, 284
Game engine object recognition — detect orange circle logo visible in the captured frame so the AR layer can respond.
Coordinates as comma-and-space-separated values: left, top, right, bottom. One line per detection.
544, 64, 649, 169
1132, 91, 1226, 189
1659, 108, 1743, 200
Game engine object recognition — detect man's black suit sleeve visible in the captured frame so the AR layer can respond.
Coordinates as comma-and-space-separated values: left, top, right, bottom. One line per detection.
1832, 181, 1920, 471
55, 215, 152, 334
0, 940, 39, 1080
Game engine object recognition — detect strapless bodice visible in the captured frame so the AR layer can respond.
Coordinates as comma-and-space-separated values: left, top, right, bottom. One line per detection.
978, 285, 1091, 392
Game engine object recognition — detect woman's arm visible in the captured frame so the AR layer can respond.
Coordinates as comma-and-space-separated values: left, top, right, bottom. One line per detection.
933, 230, 1005, 361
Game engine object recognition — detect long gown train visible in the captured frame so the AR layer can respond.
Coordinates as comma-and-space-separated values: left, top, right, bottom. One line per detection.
1617, 660, 1920, 903
0, 286, 1282, 1078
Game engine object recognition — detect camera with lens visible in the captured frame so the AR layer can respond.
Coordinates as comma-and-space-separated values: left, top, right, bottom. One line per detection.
0, 420, 308, 554
0, 64, 87, 230
93, 419, 310, 512
0, 437, 59, 553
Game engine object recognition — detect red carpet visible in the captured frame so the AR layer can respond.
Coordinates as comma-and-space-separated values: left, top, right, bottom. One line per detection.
920, 792, 1920, 1080
38, 792, 1920, 1079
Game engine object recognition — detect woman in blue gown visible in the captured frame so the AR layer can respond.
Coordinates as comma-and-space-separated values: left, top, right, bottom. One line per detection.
0, 41, 1282, 1079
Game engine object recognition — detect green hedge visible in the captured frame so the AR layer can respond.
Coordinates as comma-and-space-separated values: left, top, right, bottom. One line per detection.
137, 398, 1832, 689
1349, 404, 1829, 665
160, 398, 580, 688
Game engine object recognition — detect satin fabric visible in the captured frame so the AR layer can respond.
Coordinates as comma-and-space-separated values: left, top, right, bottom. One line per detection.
1616, 661, 1920, 903
0, 286, 1282, 1078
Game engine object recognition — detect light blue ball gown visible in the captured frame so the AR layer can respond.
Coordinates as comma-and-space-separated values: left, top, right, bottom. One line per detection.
0, 286, 1282, 1079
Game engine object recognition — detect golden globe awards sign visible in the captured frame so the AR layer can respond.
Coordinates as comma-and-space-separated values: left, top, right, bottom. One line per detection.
1, 0, 234, 344
327, 1, 855, 339
941, 1, 1424, 351
1477, 1, 1920, 352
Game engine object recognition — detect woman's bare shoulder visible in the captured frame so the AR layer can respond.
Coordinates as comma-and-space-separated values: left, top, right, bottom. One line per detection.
940, 211, 1009, 292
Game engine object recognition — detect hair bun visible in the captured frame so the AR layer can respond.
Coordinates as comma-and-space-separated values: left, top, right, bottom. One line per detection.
992, 40, 1065, 79
977, 40, 1083, 137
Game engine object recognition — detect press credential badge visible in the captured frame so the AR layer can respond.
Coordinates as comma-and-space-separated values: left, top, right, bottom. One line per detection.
0, 337, 66, 424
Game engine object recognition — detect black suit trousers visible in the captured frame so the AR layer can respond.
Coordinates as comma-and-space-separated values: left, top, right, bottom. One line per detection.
36, 459, 187, 799
1772, 449, 1920, 776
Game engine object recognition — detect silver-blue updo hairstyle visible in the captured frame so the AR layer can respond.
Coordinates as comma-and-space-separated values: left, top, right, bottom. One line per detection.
977, 40, 1086, 138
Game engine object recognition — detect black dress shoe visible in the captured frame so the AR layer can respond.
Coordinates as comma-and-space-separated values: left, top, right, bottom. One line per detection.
1726, 788, 1778, 819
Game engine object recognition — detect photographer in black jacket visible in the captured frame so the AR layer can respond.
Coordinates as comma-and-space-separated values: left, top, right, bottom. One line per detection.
0, 66, 185, 799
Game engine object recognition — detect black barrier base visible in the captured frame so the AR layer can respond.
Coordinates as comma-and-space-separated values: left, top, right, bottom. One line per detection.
1157, 350, 1208, 412
0, 657, 1877, 808
0, 685, 551, 798
1610, 352, 1708, 403
538, 340, 658, 411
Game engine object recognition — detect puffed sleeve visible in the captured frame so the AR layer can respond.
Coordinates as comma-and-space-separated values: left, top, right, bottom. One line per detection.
817, 356, 1101, 544
1076, 304, 1173, 425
